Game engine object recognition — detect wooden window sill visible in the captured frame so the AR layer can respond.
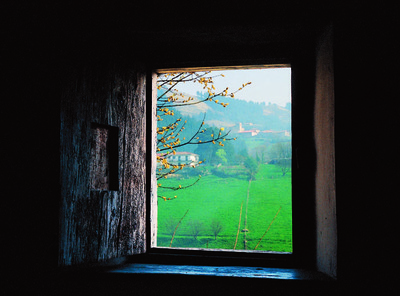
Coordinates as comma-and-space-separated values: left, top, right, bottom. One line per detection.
109, 263, 334, 281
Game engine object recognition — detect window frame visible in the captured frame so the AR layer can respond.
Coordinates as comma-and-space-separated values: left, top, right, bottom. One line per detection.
146, 61, 316, 269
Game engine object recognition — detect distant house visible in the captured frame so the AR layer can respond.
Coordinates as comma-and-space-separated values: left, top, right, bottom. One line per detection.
163, 152, 200, 166
238, 122, 260, 136
237, 129, 290, 138
238, 130, 260, 137
260, 130, 283, 137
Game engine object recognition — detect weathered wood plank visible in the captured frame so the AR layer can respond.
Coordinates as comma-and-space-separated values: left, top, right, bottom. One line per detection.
110, 263, 334, 280
156, 64, 290, 73
59, 64, 146, 266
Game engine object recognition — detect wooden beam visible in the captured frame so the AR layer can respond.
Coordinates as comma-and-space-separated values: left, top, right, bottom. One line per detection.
156, 64, 290, 74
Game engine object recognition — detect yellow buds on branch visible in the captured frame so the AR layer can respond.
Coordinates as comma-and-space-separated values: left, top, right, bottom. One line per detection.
156, 71, 249, 199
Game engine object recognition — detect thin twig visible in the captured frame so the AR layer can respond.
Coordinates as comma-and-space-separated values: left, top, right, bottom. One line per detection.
234, 201, 244, 250
159, 177, 201, 191
169, 209, 189, 247
244, 178, 252, 250
254, 206, 282, 250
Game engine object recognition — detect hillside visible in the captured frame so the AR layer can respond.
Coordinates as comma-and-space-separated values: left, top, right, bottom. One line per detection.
158, 89, 291, 133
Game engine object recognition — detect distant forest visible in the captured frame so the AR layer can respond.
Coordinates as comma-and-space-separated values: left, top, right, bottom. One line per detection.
158, 89, 291, 138
157, 90, 292, 168
196, 92, 291, 131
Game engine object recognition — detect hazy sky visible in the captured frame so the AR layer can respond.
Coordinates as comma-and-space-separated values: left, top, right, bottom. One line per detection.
175, 68, 291, 107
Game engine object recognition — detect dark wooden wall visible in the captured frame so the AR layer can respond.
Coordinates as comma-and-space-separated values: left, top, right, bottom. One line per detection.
7, 1, 398, 295
59, 64, 146, 265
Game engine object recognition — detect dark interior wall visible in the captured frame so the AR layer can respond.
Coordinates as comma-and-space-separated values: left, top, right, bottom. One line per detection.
59, 62, 147, 265
314, 25, 337, 278
54, 0, 326, 268
7, 1, 398, 294
333, 4, 398, 291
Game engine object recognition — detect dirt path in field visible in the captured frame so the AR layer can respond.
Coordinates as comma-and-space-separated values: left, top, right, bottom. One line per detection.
243, 178, 252, 249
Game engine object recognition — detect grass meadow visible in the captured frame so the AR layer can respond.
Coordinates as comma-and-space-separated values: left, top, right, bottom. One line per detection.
157, 164, 292, 253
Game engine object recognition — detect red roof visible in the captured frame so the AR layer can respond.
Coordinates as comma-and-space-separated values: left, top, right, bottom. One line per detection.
238, 130, 258, 133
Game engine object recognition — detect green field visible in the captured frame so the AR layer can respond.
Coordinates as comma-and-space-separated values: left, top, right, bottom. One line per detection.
157, 164, 292, 253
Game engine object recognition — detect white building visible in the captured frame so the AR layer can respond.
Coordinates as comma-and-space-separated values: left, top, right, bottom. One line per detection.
165, 152, 200, 166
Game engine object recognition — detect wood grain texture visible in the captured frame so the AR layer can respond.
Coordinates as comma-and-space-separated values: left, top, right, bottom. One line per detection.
60, 64, 146, 265
110, 263, 334, 280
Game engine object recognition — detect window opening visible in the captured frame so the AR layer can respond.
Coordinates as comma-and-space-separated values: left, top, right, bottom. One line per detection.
154, 67, 292, 253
